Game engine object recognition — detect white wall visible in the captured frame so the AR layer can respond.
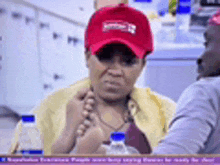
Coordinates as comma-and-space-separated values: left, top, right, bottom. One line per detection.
146, 48, 204, 102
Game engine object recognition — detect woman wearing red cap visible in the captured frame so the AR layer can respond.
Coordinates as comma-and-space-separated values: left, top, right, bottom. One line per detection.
153, 9, 220, 154
9, 4, 176, 155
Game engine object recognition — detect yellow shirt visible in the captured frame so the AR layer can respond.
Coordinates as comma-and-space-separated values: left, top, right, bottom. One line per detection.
9, 78, 176, 155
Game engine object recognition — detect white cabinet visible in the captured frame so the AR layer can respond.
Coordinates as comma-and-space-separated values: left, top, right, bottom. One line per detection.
0, 0, 89, 114
0, 1, 7, 105
38, 12, 88, 97
23, 0, 95, 25
0, 1, 42, 114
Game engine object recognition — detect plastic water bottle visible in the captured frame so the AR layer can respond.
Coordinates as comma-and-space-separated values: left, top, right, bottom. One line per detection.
175, 0, 192, 43
157, 0, 169, 16
106, 132, 139, 155
176, 0, 191, 29
18, 115, 44, 156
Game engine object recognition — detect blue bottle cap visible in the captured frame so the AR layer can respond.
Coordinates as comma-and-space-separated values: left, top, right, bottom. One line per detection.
177, 0, 191, 14
0, 157, 7, 162
22, 115, 35, 123
110, 132, 126, 141
158, 10, 166, 17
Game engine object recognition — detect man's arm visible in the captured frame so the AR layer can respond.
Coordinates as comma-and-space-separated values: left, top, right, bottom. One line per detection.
153, 83, 218, 154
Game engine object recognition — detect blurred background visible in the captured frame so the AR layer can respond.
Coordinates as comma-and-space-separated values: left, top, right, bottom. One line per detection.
0, 0, 218, 154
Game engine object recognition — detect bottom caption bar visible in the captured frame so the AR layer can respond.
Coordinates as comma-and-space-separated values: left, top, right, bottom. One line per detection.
1, 157, 220, 164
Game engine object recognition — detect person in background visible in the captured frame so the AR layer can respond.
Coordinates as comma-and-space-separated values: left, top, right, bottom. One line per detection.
94, 0, 129, 10
9, 4, 176, 155
153, 10, 220, 154
169, 0, 177, 16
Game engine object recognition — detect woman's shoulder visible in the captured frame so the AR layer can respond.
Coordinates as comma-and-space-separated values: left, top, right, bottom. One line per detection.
133, 86, 176, 106
145, 88, 176, 126
149, 90, 176, 107
32, 78, 91, 115
46, 77, 90, 101
132, 86, 176, 122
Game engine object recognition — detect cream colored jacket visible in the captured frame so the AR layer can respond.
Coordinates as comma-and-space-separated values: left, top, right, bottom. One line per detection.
9, 78, 176, 155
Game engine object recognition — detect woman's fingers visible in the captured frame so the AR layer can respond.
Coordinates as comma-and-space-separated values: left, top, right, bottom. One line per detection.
77, 119, 93, 137
89, 113, 101, 127
82, 91, 95, 119
84, 90, 95, 102
81, 90, 95, 118
75, 88, 90, 100
77, 124, 87, 136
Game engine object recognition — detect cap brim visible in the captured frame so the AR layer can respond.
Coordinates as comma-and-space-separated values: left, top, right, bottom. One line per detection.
90, 38, 146, 59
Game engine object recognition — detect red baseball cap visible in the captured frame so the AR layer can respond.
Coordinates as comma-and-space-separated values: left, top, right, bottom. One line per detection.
85, 3, 154, 59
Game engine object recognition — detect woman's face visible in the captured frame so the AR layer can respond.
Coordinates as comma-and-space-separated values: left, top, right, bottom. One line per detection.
86, 44, 146, 102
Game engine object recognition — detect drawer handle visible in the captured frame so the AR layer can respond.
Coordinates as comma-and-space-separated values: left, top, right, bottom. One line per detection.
43, 84, 53, 90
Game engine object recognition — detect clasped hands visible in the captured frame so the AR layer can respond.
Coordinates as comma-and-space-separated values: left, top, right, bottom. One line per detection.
65, 88, 106, 154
